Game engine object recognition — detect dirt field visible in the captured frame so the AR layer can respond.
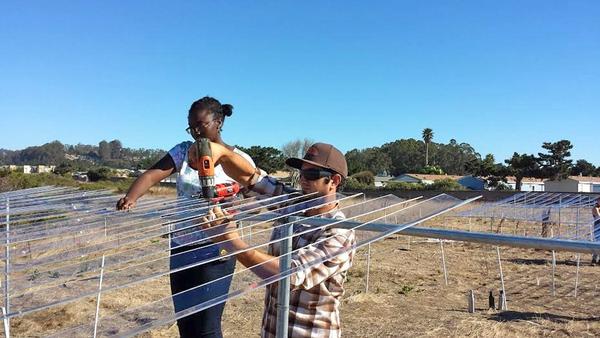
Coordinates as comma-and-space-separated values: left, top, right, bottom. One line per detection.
104, 238, 599, 338
218, 237, 600, 338
6, 200, 600, 337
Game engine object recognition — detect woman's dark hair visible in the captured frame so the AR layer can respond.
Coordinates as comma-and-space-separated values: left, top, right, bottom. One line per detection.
188, 96, 233, 129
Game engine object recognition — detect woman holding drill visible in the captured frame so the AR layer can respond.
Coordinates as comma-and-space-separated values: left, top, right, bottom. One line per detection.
117, 96, 255, 338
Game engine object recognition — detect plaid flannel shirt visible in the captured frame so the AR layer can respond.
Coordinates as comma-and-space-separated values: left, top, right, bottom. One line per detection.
262, 208, 355, 338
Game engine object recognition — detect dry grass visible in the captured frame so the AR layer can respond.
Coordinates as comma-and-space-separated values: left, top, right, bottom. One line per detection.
5, 208, 600, 337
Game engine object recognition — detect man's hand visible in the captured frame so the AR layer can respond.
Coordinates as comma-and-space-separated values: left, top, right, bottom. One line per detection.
201, 206, 239, 242
116, 196, 136, 210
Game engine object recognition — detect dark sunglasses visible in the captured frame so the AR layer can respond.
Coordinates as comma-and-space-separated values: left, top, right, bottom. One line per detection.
299, 168, 334, 181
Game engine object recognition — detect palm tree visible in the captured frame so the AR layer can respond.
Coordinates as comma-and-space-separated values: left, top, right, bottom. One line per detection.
422, 128, 434, 166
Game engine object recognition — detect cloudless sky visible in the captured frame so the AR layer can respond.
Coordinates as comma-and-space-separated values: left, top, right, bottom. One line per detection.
1, 1, 599, 164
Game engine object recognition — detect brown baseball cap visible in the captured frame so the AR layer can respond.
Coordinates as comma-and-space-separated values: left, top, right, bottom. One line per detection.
285, 143, 348, 178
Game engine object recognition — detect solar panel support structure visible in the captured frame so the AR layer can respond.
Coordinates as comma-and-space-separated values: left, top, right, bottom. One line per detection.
440, 240, 448, 286
3, 197, 9, 338
365, 244, 372, 293
496, 247, 507, 310
574, 253, 581, 297
276, 218, 294, 338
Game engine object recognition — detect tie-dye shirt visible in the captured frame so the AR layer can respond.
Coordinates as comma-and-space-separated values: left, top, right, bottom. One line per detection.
167, 141, 255, 246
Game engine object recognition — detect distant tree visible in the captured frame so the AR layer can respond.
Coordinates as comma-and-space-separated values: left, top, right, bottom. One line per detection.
465, 153, 509, 190
109, 140, 122, 160
87, 167, 112, 181
237, 145, 284, 174
345, 147, 391, 176
17, 141, 65, 165
281, 138, 314, 159
137, 151, 166, 170
571, 159, 596, 177
383, 181, 425, 191
432, 140, 479, 175
363, 147, 391, 175
351, 171, 375, 186
345, 149, 368, 175
419, 165, 445, 175
427, 178, 464, 191
344, 177, 374, 191
281, 138, 314, 187
380, 138, 424, 175
98, 140, 111, 160
537, 140, 573, 180
53, 163, 73, 176
505, 152, 540, 191
422, 128, 434, 166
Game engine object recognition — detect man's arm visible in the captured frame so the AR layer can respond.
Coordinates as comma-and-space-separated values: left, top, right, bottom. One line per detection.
202, 207, 355, 287
288, 229, 355, 290
201, 207, 280, 279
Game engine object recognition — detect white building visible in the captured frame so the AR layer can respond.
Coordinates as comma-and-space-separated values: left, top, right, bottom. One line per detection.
505, 176, 545, 192
34, 165, 56, 174
545, 176, 600, 193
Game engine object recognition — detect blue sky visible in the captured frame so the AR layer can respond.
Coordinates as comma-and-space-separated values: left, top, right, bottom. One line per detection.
1, 1, 599, 164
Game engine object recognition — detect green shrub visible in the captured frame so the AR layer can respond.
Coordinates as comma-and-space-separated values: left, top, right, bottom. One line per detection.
0, 172, 134, 194
87, 167, 112, 182
419, 165, 445, 175
351, 171, 375, 186
383, 181, 426, 191
344, 177, 374, 191
426, 178, 464, 191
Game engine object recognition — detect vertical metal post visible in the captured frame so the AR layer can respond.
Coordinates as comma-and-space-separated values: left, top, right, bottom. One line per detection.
467, 290, 475, 313
496, 247, 507, 310
1, 307, 8, 338
574, 253, 580, 298
365, 244, 371, 293
576, 195, 581, 240
558, 196, 562, 237
440, 240, 448, 286
93, 217, 108, 338
551, 250, 557, 297
276, 221, 293, 338
93, 255, 105, 338
3, 197, 9, 338
513, 194, 517, 209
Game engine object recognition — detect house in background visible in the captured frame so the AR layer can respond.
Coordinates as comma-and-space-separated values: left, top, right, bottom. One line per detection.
505, 176, 545, 192
34, 165, 56, 174
374, 175, 393, 187
545, 176, 600, 193
458, 175, 486, 190
391, 174, 464, 185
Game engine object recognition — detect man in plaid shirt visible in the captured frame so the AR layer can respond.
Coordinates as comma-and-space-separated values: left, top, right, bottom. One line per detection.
204, 143, 355, 337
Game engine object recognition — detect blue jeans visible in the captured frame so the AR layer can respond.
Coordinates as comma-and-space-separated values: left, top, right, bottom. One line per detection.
170, 244, 236, 338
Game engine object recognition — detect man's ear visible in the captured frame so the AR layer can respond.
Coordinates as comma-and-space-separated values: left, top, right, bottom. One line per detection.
331, 174, 342, 188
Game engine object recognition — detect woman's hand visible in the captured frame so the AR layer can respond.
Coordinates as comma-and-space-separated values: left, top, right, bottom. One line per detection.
201, 206, 239, 242
116, 196, 136, 210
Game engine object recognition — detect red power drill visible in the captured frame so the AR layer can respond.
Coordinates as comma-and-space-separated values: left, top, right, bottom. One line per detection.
196, 138, 240, 202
